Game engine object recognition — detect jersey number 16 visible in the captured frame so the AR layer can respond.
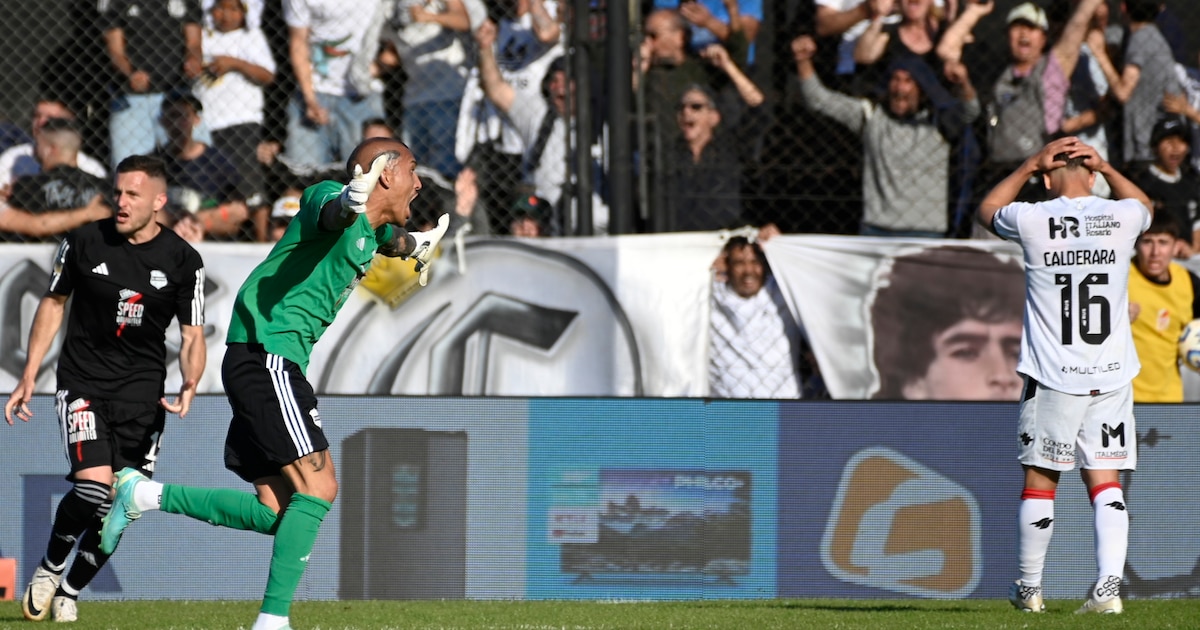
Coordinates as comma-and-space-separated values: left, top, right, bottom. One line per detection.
1056, 272, 1111, 345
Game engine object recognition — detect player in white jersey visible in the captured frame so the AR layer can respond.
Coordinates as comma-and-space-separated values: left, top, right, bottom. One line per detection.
979, 136, 1152, 615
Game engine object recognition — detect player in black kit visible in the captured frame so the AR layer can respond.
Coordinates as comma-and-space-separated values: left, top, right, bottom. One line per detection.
4, 155, 206, 623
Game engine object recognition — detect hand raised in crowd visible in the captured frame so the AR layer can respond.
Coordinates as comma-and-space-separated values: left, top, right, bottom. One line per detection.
868, 0, 896, 19
679, 1, 716, 29
128, 69, 151, 93
1163, 92, 1196, 119
410, 2, 434, 23
454, 166, 478, 218
474, 18, 497, 49
964, 0, 994, 15
757, 222, 781, 242
700, 43, 734, 71
791, 34, 817, 63
943, 59, 969, 86
1085, 27, 1107, 59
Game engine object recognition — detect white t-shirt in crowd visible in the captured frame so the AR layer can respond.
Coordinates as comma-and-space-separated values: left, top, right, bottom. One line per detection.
196, 26, 277, 130
284, 0, 382, 96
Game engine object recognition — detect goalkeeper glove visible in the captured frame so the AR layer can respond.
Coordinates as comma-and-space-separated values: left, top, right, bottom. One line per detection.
411, 213, 450, 287
339, 154, 389, 216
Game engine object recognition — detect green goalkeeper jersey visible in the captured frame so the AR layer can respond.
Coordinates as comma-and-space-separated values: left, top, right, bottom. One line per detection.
226, 180, 395, 373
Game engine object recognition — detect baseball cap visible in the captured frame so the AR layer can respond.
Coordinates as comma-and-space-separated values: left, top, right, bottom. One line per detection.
511, 194, 552, 219
1151, 116, 1191, 147
1006, 2, 1048, 30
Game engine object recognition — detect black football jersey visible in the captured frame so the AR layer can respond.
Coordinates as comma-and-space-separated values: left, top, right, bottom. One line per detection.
49, 218, 205, 400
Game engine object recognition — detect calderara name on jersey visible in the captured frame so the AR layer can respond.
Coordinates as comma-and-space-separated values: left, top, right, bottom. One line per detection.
1044, 248, 1117, 266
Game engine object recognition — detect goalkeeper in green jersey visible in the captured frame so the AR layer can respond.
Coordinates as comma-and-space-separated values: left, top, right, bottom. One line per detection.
101, 138, 449, 630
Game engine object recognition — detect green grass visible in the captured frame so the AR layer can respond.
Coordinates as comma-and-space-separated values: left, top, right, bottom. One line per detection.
4, 599, 1200, 630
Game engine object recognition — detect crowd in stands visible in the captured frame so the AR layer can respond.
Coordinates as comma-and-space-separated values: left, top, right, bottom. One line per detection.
0, 0, 1195, 249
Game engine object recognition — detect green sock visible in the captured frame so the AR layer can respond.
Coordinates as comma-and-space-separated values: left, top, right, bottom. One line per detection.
161, 485, 281, 535
261, 493, 331, 617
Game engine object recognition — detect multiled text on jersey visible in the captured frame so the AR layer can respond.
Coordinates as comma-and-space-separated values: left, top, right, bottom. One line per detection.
1060, 361, 1121, 375
1043, 248, 1116, 266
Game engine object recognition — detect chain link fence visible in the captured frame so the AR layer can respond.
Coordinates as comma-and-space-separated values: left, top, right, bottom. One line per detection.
0, 0, 1196, 243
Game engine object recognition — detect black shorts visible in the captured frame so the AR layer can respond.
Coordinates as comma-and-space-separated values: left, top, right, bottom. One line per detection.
222, 343, 328, 483
55, 389, 165, 482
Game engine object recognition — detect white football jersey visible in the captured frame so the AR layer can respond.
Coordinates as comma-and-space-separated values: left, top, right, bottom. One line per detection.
993, 195, 1151, 395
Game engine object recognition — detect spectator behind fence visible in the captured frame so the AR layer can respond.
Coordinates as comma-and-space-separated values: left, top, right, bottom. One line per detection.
194, 0, 276, 218
456, 0, 561, 238
1049, 0, 1115, 198
662, 42, 765, 232
473, 22, 570, 233
0, 99, 107, 192
940, 0, 1101, 203
814, 0, 896, 88
155, 92, 249, 240
99, 0, 208, 167
709, 236, 805, 399
508, 194, 551, 237
1128, 213, 1200, 403
380, 0, 478, 179
282, 0, 387, 169
794, 35, 978, 237
1132, 117, 1200, 256
267, 182, 303, 241
0, 119, 111, 242
869, 245, 1025, 401
1087, 0, 1182, 168
854, 0, 947, 93
1164, 52, 1200, 173
653, 0, 761, 65
637, 9, 737, 127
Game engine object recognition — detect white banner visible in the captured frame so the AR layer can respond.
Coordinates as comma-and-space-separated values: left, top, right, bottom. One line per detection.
763, 236, 1026, 400
0, 233, 725, 397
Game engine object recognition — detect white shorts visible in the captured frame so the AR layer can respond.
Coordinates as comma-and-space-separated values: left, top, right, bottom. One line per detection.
1016, 377, 1136, 472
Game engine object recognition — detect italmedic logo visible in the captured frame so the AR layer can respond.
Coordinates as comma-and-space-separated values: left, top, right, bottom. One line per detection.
821, 447, 981, 598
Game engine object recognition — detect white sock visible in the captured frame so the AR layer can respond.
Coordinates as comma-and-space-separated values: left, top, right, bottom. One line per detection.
132, 479, 163, 512
251, 612, 289, 630
1017, 490, 1055, 587
1091, 484, 1128, 598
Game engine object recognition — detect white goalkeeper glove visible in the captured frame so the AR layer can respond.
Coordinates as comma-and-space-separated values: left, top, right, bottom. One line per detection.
339, 154, 389, 215
411, 213, 450, 287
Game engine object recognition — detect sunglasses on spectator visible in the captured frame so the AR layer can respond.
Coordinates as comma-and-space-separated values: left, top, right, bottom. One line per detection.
677, 101, 711, 111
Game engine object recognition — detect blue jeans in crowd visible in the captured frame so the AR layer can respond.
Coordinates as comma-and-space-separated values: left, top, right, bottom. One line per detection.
285, 90, 384, 169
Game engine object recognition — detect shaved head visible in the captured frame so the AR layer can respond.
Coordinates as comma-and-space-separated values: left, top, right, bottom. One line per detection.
347, 137, 410, 176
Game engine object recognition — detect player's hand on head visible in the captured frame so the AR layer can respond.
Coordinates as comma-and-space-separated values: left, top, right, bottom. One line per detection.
1032, 136, 1078, 171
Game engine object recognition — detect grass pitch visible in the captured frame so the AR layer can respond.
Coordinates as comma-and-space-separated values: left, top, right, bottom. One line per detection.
2, 598, 1198, 629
